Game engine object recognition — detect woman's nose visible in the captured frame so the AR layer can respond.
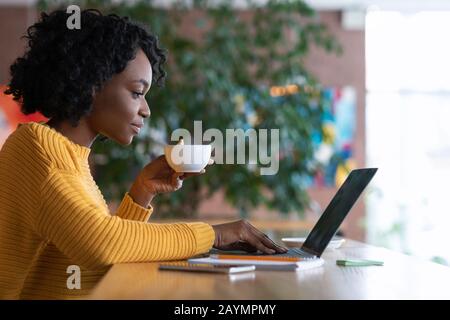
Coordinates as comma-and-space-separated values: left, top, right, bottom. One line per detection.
140, 99, 151, 118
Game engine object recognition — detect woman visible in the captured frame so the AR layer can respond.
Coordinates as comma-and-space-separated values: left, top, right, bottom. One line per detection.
0, 9, 287, 299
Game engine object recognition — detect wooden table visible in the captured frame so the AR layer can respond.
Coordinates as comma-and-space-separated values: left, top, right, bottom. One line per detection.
89, 240, 450, 299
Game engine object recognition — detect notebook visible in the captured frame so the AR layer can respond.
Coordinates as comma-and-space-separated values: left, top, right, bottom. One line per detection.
187, 256, 324, 271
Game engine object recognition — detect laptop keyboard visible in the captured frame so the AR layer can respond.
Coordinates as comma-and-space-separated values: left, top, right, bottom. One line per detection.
285, 248, 317, 260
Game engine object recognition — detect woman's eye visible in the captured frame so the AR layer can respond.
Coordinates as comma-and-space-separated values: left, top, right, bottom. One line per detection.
132, 91, 144, 99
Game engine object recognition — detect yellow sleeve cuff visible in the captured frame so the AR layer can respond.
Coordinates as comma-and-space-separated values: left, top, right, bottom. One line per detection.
186, 222, 215, 255
114, 192, 153, 222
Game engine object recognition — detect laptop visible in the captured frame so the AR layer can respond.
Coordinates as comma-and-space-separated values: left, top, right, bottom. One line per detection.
212, 168, 378, 260
282, 168, 378, 260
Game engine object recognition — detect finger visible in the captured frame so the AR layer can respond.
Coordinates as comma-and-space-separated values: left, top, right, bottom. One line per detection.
259, 234, 288, 253
235, 241, 258, 253
153, 167, 176, 179
217, 241, 255, 252
174, 172, 183, 178
242, 231, 276, 254
243, 223, 287, 254
181, 170, 205, 180
171, 172, 184, 188
248, 224, 288, 253
257, 233, 287, 254
150, 155, 172, 172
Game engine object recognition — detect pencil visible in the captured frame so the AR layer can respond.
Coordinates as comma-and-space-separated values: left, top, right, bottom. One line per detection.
209, 254, 302, 262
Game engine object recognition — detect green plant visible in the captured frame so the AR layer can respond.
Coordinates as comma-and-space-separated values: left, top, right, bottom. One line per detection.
38, 0, 341, 218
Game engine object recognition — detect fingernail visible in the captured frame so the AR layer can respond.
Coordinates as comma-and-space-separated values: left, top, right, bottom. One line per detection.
269, 249, 276, 254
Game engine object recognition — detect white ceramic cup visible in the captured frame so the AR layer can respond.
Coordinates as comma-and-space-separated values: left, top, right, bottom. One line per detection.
164, 144, 212, 173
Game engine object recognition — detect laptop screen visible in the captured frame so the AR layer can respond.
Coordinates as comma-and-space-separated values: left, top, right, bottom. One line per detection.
301, 168, 378, 257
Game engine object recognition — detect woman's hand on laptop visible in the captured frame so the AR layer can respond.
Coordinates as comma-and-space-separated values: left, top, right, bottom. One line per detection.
211, 220, 288, 254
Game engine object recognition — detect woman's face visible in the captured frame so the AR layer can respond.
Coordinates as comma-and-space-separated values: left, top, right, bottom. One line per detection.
87, 48, 152, 145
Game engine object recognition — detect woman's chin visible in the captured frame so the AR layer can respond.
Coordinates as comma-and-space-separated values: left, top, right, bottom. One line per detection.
122, 135, 134, 146
107, 133, 134, 146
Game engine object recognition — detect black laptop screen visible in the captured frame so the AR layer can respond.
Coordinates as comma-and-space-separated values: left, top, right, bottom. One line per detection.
301, 168, 378, 257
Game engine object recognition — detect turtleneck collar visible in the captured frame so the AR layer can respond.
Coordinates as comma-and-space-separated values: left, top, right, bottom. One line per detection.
22, 121, 92, 161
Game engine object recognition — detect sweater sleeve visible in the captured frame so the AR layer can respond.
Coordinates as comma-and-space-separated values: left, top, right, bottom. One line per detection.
34, 169, 215, 270
114, 192, 153, 222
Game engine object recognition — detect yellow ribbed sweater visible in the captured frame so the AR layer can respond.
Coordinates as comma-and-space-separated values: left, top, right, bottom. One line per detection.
0, 121, 215, 299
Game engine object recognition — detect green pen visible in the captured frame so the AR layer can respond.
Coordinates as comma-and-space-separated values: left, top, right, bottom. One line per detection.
336, 259, 384, 267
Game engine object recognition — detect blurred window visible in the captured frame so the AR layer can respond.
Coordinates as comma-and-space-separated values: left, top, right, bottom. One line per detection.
366, 10, 450, 265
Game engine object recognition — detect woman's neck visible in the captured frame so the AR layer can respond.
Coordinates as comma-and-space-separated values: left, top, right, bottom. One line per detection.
45, 118, 98, 148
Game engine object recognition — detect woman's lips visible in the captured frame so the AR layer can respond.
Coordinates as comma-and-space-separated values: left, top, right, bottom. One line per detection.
131, 124, 141, 134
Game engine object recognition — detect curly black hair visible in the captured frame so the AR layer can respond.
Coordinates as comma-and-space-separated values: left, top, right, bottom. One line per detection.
4, 8, 167, 127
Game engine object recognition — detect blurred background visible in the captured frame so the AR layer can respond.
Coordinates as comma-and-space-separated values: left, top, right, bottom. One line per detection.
0, 0, 449, 266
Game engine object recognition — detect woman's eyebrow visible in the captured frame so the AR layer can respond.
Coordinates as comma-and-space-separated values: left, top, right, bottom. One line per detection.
132, 79, 150, 89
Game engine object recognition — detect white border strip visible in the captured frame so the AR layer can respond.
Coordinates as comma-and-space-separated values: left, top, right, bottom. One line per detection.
2, 0, 450, 11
